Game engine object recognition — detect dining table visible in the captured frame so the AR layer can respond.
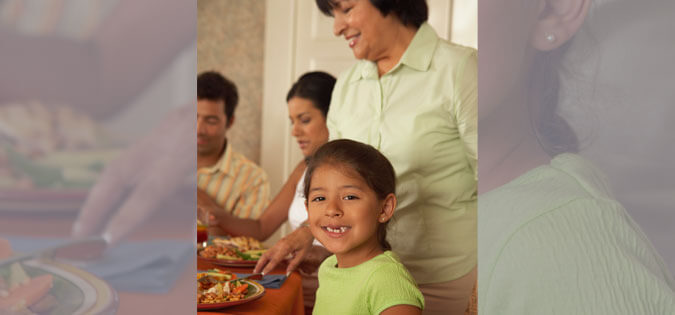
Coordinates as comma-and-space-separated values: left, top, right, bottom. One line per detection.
0, 208, 305, 315
197, 258, 304, 315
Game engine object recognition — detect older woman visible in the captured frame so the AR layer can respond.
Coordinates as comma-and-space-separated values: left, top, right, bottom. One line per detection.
478, 0, 675, 313
255, 1, 477, 313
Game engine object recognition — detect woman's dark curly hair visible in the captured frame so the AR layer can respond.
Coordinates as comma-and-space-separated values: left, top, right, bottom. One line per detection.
316, 0, 428, 29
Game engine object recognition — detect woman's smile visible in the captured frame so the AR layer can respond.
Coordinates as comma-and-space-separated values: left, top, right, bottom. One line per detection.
346, 33, 360, 48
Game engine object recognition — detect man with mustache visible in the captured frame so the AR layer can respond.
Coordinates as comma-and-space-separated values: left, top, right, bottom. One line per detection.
197, 71, 270, 231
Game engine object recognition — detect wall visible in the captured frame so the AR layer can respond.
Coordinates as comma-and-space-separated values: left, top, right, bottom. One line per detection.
197, 0, 265, 162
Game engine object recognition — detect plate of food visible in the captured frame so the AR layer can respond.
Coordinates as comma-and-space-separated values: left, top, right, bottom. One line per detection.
197, 236, 267, 267
197, 269, 265, 311
0, 188, 90, 213
0, 102, 119, 213
0, 259, 117, 314
0, 148, 119, 213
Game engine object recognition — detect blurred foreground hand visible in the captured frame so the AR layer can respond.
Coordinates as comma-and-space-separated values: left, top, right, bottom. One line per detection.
72, 105, 195, 245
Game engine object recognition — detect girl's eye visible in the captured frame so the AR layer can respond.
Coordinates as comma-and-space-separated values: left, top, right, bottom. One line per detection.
301, 119, 311, 124
343, 195, 359, 200
311, 196, 325, 202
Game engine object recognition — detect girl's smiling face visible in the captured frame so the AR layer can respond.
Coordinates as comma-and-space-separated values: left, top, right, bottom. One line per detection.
306, 163, 395, 268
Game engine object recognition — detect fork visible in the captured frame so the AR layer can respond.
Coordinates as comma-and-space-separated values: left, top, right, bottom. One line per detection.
239, 273, 263, 281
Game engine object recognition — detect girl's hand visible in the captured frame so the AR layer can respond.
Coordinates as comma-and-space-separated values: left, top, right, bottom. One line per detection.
254, 226, 314, 276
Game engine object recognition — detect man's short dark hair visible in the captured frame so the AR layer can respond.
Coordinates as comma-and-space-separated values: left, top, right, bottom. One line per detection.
197, 71, 238, 120
316, 0, 428, 29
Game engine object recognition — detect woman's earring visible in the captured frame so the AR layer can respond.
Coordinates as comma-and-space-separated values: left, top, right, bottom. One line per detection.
545, 33, 556, 43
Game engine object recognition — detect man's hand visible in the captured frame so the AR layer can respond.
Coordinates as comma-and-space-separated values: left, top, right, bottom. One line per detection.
197, 188, 225, 229
197, 188, 219, 214
254, 226, 315, 276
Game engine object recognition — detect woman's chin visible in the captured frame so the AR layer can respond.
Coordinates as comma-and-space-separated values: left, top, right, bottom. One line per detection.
302, 147, 316, 158
353, 52, 366, 60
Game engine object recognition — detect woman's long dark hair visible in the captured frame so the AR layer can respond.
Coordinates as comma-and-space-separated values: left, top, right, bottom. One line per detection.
286, 71, 336, 118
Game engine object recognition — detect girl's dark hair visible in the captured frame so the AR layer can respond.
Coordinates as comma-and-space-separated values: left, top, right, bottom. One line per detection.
304, 139, 396, 251
286, 71, 336, 117
316, 0, 428, 29
529, 43, 579, 156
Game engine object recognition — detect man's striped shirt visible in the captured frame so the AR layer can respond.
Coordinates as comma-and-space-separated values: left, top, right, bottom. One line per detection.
198, 142, 270, 220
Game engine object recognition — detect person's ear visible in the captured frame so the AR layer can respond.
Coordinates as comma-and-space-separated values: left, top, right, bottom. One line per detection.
378, 194, 397, 223
226, 115, 235, 129
531, 0, 591, 51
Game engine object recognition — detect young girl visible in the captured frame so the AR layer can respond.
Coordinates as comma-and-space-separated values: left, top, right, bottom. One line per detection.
304, 139, 424, 315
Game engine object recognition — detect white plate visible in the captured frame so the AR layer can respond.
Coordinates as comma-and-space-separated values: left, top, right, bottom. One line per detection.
2, 259, 118, 314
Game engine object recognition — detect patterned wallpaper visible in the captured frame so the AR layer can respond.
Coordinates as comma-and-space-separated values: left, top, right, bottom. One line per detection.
197, 0, 265, 163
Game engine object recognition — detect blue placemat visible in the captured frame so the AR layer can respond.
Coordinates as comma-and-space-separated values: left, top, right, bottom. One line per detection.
1, 235, 193, 294
234, 273, 287, 289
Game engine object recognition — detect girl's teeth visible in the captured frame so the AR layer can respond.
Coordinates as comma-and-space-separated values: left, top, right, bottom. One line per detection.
326, 227, 348, 233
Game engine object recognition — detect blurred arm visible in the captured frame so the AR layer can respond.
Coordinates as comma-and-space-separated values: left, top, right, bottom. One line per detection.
0, 0, 195, 119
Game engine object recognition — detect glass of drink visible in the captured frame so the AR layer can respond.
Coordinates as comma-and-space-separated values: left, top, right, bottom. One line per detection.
197, 207, 209, 246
